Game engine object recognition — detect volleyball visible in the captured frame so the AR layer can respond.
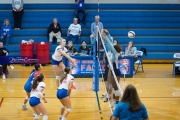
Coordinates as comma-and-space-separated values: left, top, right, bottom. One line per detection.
128, 31, 135, 38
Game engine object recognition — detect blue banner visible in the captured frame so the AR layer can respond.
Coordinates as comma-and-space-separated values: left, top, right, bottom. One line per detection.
66, 56, 133, 78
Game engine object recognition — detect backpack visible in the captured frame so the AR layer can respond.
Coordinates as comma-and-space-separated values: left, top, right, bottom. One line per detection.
140, 47, 147, 56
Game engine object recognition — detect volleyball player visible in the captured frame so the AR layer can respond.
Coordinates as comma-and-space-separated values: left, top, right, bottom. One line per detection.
21, 64, 42, 110
56, 67, 74, 120
52, 39, 76, 88
102, 29, 123, 109
29, 73, 48, 120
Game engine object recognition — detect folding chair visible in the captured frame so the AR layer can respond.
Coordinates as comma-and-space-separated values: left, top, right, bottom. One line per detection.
134, 50, 144, 74
173, 53, 180, 77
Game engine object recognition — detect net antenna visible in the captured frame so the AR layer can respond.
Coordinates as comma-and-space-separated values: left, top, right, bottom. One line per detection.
97, 27, 123, 97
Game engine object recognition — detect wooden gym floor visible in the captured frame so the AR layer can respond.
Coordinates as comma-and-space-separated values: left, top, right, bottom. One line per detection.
0, 64, 180, 120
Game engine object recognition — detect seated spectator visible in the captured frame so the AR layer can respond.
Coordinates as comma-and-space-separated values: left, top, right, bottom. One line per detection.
12, 0, 24, 30
75, 0, 87, 25
0, 19, 12, 46
90, 15, 103, 44
78, 41, 89, 56
67, 41, 78, 56
125, 41, 137, 72
0, 42, 12, 79
111, 84, 149, 120
48, 18, 62, 44
66, 18, 81, 44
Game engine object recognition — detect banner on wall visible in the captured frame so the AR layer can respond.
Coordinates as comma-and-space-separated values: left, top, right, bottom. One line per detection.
66, 58, 132, 75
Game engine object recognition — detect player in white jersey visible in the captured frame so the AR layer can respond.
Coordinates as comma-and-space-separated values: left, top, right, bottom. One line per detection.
52, 39, 76, 88
56, 67, 74, 120
29, 73, 48, 120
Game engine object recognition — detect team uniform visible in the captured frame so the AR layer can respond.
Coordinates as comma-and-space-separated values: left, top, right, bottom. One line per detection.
29, 82, 46, 107
52, 45, 68, 65
24, 70, 37, 93
104, 34, 121, 76
57, 74, 74, 99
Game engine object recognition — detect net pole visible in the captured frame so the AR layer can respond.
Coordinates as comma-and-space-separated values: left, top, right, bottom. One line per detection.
98, 0, 100, 16
94, 26, 103, 120
97, 27, 123, 97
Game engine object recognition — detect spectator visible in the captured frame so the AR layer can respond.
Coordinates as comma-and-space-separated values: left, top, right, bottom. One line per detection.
48, 18, 62, 44
125, 41, 137, 72
75, 0, 87, 25
67, 41, 78, 56
0, 42, 9, 79
66, 18, 81, 44
90, 15, 103, 44
78, 41, 89, 56
12, 0, 24, 30
111, 84, 148, 120
0, 19, 12, 46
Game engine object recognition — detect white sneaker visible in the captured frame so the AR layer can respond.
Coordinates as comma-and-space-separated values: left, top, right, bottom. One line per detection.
33, 112, 42, 116
102, 92, 107, 98
61, 117, 66, 120
21, 104, 28, 110
10, 65, 14, 70
2, 74, 6, 80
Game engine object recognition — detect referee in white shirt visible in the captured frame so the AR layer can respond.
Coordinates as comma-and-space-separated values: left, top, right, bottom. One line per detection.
66, 18, 81, 44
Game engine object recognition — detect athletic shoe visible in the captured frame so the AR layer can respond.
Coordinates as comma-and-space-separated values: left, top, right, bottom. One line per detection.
2, 74, 6, 80
61, 117, 66, 120
10, 65, 14, 70
104, 96, 111, 102
58, 117, 62, 120
102, 92, 107, 98
21, 104, 28, 110
33, 112, 43, 117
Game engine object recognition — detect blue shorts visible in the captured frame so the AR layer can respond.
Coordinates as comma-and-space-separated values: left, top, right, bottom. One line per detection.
24, 82, 31, 93
57, 89, 68, 99
29, 97, 41, 107
52, 58, 62, 65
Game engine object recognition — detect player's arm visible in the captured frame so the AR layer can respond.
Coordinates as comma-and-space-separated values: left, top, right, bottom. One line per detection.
59, 50, 75, 65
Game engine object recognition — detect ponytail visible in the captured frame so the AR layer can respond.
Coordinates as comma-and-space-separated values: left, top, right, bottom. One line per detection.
60, 73, 68, 83
31, 73, 44, 90
30, 69, 35, 74
30, 64, 41, 74
59, 67, 71, 83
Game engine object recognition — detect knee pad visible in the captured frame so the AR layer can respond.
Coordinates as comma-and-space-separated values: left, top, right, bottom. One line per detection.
35, 114, 40, 119
113, 90, 122, 97
67, 108, 72, 113
56, 76, 60, 80
43, 115, 48, 120
25, 96, 29, 100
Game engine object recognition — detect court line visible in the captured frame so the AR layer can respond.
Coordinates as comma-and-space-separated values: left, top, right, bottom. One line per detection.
0, 98, 4, 107
0, 97, 180, 99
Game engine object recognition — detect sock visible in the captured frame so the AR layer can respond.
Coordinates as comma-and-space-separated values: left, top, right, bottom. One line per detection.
43, 115, 48, 120
112, 99, 116, 103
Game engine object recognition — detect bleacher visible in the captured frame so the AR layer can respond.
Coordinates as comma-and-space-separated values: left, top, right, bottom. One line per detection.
0, 3, 180, 60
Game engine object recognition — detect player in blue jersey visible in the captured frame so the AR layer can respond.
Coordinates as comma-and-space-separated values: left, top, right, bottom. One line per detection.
21, 64, 42, 110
